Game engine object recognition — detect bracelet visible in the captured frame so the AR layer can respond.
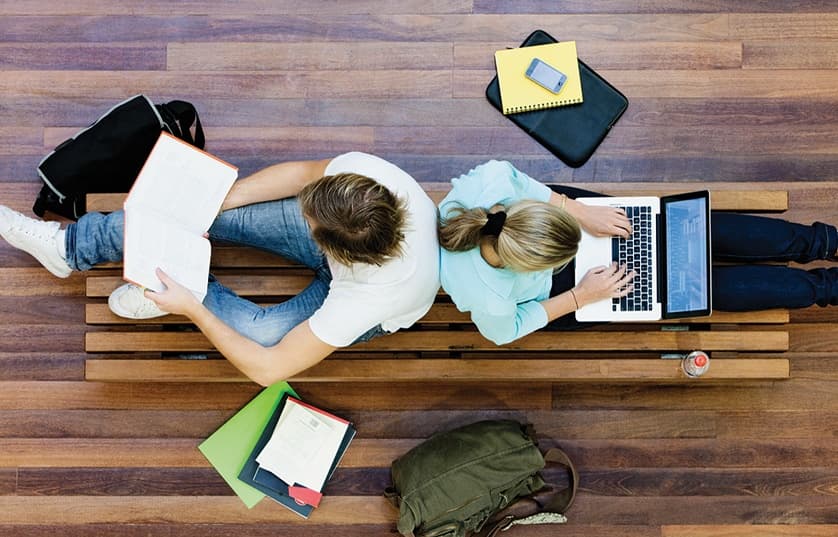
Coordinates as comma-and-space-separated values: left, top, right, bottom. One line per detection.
569, 288, 579, 310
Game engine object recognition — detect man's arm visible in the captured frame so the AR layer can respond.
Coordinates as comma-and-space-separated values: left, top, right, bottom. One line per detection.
221, 158, 332, 212
149, 269, 337, 386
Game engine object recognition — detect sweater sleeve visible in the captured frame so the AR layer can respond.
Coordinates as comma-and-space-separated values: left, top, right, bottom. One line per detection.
470, 300, 549, 346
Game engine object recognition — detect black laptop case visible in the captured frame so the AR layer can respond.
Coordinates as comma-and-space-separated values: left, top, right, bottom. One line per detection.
486, 29, 629, 168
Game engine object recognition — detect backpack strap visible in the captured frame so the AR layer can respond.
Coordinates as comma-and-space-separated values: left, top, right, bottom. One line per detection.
482, 447, 578, 537
158, 100, 205, 149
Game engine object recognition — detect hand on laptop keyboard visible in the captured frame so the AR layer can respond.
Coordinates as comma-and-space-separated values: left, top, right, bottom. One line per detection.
572, 261, 636, 308
574, 203, 633, 238
611, 205, 654, 312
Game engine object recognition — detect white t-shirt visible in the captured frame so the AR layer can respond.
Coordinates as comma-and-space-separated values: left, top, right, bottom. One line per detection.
307, 152, 440, 347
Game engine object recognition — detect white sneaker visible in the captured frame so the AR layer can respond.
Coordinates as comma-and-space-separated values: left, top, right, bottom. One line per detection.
108, 283, 169, 319
0, 204, 72, 278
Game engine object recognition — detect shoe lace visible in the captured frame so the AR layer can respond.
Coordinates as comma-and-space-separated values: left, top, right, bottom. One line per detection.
13, 214, 58, 239
125, 287, 163, 316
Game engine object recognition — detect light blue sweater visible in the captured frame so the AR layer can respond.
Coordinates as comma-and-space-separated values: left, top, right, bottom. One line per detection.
438, 160, 553, 345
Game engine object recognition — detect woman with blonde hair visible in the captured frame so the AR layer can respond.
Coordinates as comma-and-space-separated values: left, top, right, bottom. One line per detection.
439, 160, 635, 345
439, 160, 838, 345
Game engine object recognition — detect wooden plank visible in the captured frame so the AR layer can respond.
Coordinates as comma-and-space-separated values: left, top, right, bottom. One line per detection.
86, 274, 314, 297
0, 0, 472, 16
16, 467, 234, 496
745, 40, 838, 69
0, 524, 404, 537
1, 495, 836, 525
455, 69, 838, 99
84, 358, 790, 383
552, 373, 838, 412
0, 14, 731, 43
0, 470, 15, 494
0, 43, 166, 70
85, 303, 472, 324
0, 409, 233, 438
662, 525, 838, 537
11, 436, 838, 470
0, 71, 453, 100
167, 42, 454, 71
86, 187, 789, 214
475, 0, 838, 14
45, 126, 376, 155
372, 125, 838, 156
0, 268, 84, 296
0, 380, 549, 411
0, 352, 84, 381
0, 496, 396, 524
455, 40, 744, 70
730, 14, 838, 40
84, 303, 788, 325
84, 330, 790, 353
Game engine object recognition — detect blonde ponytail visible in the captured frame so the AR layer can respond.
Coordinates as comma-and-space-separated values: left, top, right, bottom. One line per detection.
438, 205, 492, 251
439, 200, 581, 272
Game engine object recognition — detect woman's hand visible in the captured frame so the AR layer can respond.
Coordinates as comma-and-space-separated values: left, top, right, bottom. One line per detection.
144, 268, 202, 317
572, 262, 635, 307
576, 204, 632, 238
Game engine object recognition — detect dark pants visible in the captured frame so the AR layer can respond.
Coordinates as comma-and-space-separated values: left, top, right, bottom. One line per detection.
547, 185, 838, 329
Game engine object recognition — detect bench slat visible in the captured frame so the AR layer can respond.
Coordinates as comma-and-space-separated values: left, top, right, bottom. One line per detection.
84, 303, 789, 325
85, 330, 789, 353
87, 187, 788, 213
84, 358, 790, 382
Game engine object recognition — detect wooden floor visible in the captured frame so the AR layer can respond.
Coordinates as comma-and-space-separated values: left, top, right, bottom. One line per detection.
2, 2, 838, 536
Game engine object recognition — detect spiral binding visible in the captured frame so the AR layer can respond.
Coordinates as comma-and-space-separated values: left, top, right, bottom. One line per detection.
505, 97, 583, 114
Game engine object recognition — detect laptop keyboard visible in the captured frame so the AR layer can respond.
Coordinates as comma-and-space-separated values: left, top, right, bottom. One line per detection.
611, 205, 654, 312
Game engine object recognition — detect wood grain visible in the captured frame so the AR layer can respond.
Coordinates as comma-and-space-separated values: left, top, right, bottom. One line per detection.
2, 3, 838, 535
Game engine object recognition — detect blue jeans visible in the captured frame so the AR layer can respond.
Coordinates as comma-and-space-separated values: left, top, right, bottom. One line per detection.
65, 198, 387, 346
547, 185, 838, 328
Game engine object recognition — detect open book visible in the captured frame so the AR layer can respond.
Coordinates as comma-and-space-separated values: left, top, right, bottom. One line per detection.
123, 132, 238, 302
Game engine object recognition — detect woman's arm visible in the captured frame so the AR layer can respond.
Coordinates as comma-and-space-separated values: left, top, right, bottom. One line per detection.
549, 191, 632, 238
541, 262, 635, 321
221, 158, 332, 211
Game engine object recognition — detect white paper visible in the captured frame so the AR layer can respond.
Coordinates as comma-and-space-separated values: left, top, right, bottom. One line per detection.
256, 399, 349, 491
122, 133, 237, 300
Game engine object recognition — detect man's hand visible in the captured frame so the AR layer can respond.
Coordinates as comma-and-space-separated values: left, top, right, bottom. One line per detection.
144, 268, 201, 316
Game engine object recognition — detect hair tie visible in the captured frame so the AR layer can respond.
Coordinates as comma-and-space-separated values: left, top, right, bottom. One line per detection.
481, 211, 507, 237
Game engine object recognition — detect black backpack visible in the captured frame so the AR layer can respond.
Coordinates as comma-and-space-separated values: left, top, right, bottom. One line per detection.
34, 95, 205, 220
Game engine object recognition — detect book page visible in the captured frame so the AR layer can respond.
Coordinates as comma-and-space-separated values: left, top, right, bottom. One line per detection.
255, 398, 349, 491
125, 132, 238, 234
123, 206, 212, 302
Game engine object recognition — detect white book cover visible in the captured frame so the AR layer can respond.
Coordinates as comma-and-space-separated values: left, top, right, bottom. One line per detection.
123, 132, 237, 302
255, 397, 350, 492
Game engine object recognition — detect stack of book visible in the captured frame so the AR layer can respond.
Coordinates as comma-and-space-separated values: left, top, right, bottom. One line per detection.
199, 382, 356, 518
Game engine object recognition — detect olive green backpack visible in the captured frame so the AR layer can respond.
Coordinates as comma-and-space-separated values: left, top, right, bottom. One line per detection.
385, 420, 578, 537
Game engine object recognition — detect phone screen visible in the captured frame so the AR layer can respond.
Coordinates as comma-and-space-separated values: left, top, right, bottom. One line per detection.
532, 61, 563, 88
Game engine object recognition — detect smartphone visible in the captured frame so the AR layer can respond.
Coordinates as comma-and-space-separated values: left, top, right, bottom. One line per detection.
525, 57, 567, 94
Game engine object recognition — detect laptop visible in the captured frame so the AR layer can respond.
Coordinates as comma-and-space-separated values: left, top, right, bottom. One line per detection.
573, 191, 712, 322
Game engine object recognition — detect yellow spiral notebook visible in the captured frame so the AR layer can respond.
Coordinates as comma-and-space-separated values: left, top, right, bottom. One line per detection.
494, 41, 583, 115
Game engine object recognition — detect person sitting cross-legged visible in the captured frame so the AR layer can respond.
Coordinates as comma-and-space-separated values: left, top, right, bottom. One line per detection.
0, 152, 440, 386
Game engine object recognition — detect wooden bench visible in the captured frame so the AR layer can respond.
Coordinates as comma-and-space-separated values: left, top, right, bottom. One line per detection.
83, 183, 791, 383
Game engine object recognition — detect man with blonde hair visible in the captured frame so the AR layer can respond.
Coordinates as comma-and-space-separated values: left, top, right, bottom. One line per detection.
0, 152, 440, 385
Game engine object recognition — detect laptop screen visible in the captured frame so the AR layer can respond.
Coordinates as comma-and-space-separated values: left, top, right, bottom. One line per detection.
662, 192, 711, 317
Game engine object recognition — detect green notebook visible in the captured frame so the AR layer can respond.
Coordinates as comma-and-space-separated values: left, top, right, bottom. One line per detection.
198, 381, 298, 508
